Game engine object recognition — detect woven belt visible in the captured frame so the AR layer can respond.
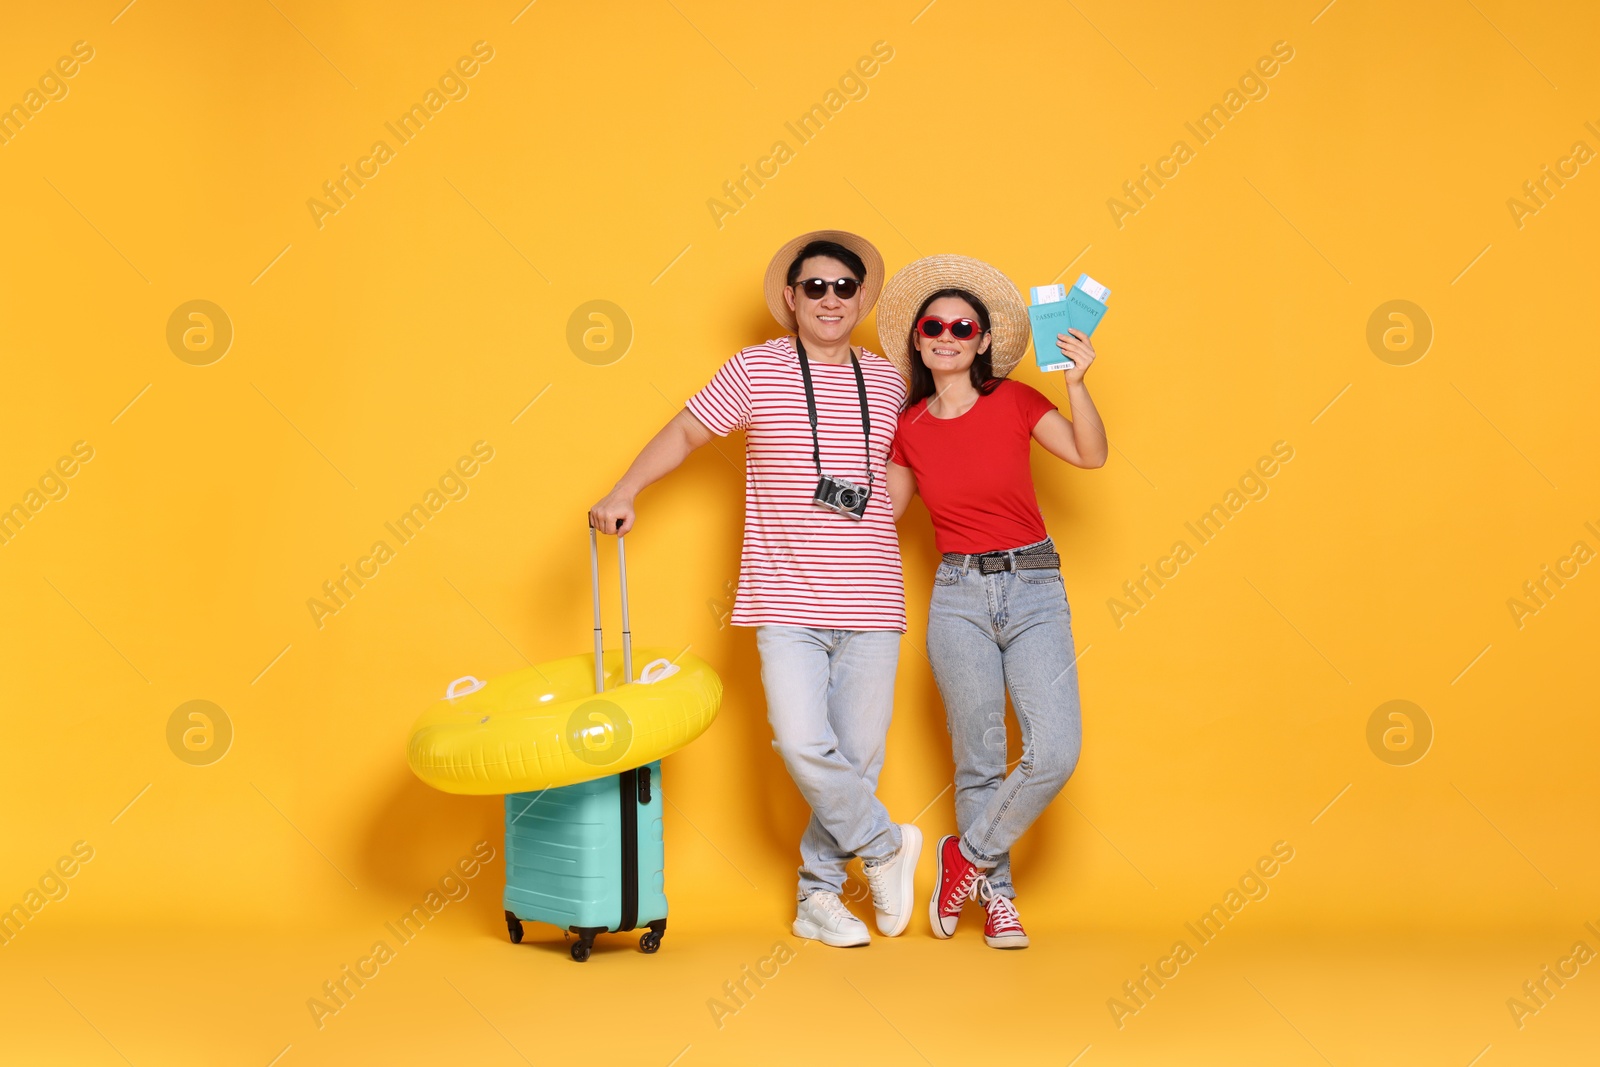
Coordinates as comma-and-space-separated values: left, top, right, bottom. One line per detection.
942, 547, 1061, 574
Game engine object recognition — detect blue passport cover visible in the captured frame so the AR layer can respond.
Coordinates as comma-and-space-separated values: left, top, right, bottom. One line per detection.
1030, 287, 1106, 371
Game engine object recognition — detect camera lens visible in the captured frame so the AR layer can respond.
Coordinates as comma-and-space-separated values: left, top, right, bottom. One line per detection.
838, 490, 858, 508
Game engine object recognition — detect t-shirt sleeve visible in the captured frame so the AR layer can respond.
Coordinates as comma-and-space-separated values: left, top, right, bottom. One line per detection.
1011, 381, 1058, 429
888, 368, 909, 410
890, 411, 909, 466
686, 351, 753, 436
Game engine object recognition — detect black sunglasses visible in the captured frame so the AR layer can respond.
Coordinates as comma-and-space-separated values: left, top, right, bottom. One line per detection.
793, 277, 861, 300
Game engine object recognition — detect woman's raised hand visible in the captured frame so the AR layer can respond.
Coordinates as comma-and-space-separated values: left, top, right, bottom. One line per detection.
1056, 328, 1097, 385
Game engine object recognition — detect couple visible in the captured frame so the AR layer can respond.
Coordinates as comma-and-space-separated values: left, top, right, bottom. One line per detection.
589, 229, 1108, 948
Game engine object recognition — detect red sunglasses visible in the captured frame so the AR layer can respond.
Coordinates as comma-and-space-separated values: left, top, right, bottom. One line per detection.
915, 315, 985, 341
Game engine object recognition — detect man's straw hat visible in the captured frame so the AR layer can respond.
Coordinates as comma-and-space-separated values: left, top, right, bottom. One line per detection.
763, 230, 885, 332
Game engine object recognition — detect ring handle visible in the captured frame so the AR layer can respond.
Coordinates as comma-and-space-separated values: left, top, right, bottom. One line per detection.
637, 658, 680, 685
445, 675, 486, 699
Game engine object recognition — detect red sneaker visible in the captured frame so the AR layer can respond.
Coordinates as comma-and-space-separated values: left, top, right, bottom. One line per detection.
929, 835, 985, 938
982, 890, 1030, 949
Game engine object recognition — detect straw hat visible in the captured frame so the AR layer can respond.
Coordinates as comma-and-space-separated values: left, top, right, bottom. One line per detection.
763, 229, 886, 332
876, 255, 1031, 381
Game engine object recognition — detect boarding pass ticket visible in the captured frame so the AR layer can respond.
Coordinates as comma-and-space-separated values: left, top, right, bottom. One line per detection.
1032, 275, 1112, 305
1075, 274, 1111, 302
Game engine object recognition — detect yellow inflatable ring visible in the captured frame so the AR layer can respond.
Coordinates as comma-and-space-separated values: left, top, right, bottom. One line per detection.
406, 647, 722, 795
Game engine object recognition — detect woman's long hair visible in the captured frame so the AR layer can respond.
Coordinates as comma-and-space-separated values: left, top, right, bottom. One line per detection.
904, 288, 1003, 410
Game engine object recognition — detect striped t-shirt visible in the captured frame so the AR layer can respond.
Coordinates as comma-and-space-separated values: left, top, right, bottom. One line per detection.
687, 336, 907, 632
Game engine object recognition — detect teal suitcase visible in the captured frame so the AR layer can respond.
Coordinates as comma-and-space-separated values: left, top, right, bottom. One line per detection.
502, 761, 666, 961
500, 526, 668, 962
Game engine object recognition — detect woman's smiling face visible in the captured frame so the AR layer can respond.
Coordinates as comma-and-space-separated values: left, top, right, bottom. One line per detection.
913, 294, 991, 374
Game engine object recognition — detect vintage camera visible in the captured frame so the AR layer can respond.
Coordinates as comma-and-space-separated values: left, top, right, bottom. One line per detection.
813, 474, 870, 520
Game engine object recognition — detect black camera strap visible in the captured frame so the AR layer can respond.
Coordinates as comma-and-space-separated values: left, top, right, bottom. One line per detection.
795, 337, 874, 490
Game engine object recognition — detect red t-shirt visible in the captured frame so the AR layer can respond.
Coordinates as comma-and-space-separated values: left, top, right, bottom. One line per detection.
890, 379, 1058, 554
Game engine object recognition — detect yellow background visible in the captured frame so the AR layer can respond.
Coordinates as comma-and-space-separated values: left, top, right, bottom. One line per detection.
2, 0, 1596, 1063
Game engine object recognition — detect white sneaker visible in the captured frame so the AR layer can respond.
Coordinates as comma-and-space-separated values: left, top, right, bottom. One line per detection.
863, 823, 922, 937
793, 891, 870, 947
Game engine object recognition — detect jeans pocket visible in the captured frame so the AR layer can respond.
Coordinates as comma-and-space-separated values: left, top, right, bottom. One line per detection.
1017, 567, 1062, 586
934, 563, 960, 587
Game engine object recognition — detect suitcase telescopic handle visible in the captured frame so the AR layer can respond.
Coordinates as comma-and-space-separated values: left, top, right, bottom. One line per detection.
588, 520, 633, 693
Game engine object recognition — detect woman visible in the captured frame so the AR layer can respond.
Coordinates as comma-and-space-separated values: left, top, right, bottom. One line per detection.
881, 255, 1108, 948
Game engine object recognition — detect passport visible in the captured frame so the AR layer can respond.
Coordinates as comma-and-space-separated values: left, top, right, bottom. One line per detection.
1030, 274, 1109, 371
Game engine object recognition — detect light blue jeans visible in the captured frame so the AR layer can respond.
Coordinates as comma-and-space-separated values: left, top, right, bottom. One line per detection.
926, 538, 1083, 899
756, 626, 904, 902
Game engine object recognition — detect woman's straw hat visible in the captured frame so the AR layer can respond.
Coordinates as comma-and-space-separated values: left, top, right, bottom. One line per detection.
763, 229, 886, 331
876, 255, 1031, 380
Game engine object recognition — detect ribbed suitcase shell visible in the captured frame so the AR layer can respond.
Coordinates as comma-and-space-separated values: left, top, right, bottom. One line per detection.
503, 760, 665, 934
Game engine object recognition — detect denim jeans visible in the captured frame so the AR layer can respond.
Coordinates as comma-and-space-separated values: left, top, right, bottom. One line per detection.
756, 626, 903, 901
925, 538, 1082, 899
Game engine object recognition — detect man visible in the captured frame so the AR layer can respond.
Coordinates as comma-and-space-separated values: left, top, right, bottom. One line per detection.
589, 229, 921, 947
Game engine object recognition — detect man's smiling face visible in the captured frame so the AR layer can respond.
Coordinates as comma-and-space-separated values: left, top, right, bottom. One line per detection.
785, 255, 862, 346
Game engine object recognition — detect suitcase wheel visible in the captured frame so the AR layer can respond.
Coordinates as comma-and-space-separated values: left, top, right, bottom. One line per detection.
639, 931, 661, 953
568, 926, 604, 962
504, 912, 523, 944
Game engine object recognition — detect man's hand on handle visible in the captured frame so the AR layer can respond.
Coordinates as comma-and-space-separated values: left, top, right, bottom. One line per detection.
589, 491, 635, 536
